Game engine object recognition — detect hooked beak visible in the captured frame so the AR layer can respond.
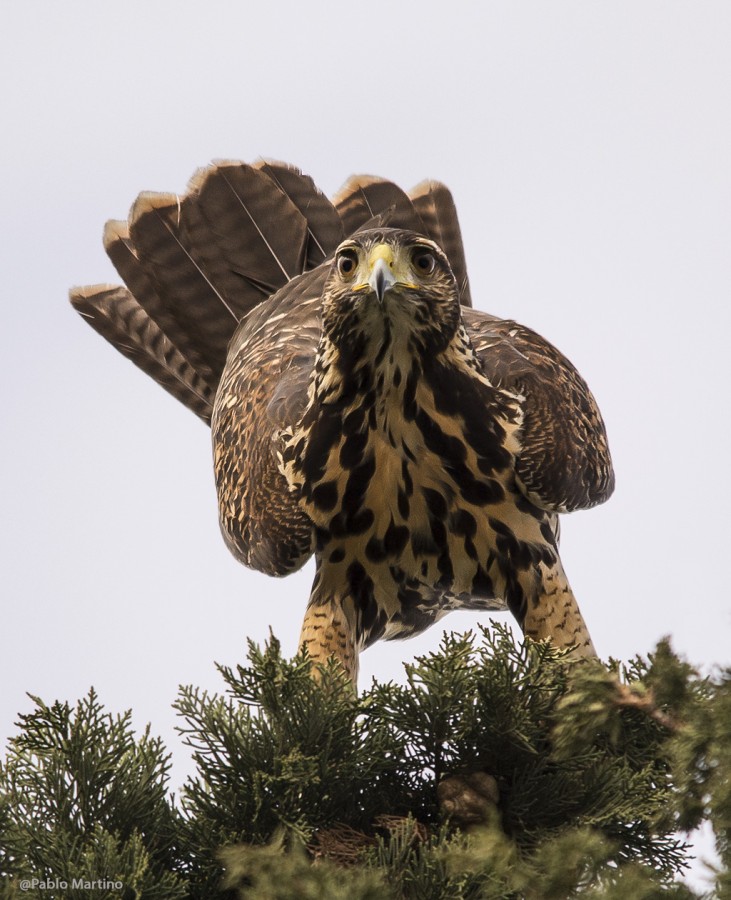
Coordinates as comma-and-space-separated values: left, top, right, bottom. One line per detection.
367, 248, 397, 303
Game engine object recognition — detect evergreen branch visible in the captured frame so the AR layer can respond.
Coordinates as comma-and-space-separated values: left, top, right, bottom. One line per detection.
2, 628, 728, 897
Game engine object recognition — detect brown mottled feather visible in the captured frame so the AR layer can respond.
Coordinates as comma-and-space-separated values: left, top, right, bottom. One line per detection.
465, 310, 614, 512
212, 268, 325, 574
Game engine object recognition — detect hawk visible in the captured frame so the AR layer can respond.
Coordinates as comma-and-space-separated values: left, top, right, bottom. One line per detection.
71, 161, 614, 683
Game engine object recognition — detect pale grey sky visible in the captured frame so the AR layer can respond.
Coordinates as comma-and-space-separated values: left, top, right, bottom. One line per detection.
2, 1, 730, 887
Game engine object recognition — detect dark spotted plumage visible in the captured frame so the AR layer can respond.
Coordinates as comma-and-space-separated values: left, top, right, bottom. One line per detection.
70, 160, 614, 683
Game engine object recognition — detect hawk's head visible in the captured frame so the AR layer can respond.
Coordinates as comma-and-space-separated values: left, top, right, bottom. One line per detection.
321, 228, 461, 356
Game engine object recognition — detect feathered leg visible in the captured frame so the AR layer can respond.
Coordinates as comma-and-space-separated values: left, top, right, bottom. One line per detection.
299, 568, 359, 684
521, 559, 596, 658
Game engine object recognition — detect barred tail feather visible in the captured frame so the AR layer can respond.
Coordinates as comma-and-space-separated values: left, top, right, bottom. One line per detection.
409, 180, 472, 307
332, 175, 427, 236
69, 284, 214, 422
254, 161, 344, 267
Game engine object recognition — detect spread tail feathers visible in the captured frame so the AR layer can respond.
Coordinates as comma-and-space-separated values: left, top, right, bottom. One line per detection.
70, 161, 471, 423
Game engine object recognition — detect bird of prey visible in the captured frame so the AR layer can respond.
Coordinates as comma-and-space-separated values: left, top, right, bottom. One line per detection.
70, 160, 614, 684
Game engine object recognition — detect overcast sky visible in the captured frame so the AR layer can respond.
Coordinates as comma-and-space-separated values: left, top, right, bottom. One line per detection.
2, 1, 730, 887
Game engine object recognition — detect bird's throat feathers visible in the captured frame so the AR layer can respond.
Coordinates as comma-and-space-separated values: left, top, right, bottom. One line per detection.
310, 310, 488, 413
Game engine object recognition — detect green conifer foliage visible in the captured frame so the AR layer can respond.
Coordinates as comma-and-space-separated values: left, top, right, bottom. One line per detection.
1, 627, 729, 898
0, 690, 185, 899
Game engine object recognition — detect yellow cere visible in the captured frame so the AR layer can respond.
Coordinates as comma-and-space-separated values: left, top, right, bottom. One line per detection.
368, 244, 395, 268
365, 243, 420, 291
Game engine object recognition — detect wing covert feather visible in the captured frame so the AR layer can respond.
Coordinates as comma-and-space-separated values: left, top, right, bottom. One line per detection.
211, 268, 326, 575
465, 309, 615, 512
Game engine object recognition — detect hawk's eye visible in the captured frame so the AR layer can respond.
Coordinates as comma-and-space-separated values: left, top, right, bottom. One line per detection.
412, 248, 436, 275
336, 249, 358, 280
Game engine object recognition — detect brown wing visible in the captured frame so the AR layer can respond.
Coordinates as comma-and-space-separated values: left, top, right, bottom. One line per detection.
212, 269, 325, 575
465, 309, 615, 513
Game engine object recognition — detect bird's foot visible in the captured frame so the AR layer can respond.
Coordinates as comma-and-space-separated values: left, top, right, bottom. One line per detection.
437, 771, 500, 826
